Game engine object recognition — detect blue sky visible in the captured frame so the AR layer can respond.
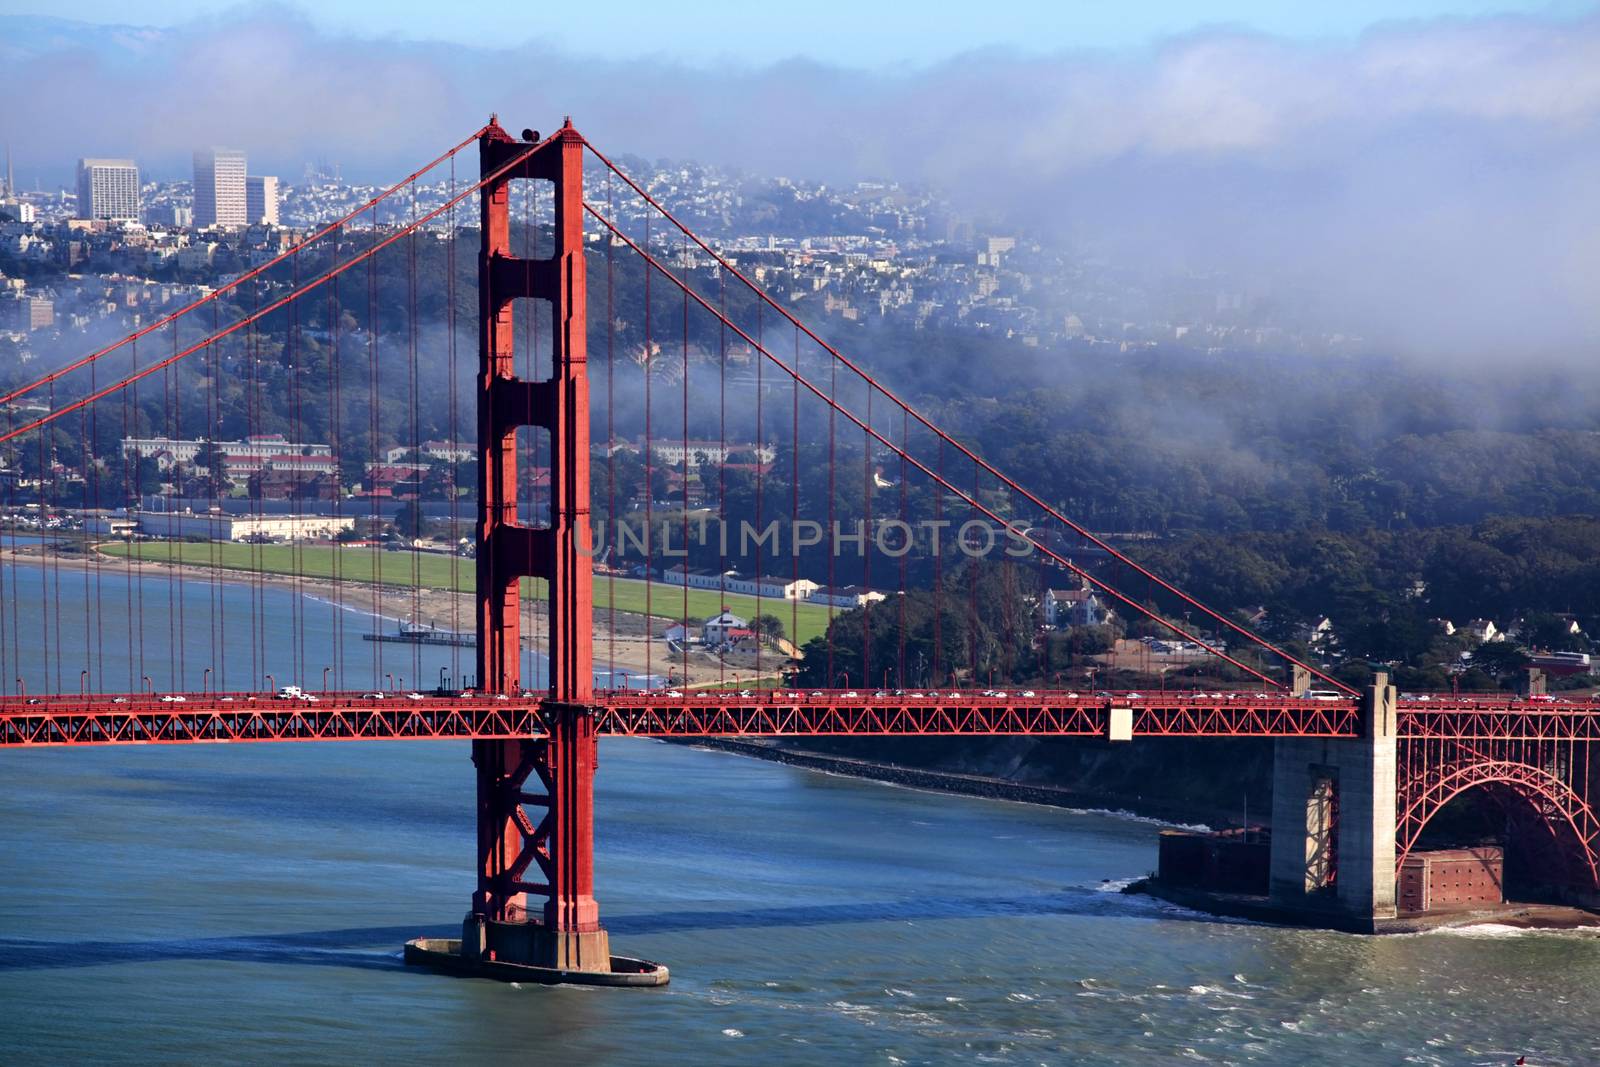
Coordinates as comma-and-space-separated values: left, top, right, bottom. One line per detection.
11, 0, 1597, 64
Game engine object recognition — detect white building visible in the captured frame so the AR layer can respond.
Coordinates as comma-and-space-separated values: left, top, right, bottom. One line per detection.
194, 148, 247, 228
702, 610, 749, 646
807, 585, 887, 609
383, 440, 476, 465
1042, 587, 1113, 628
659, 565, 817, 600
122, 434, 333, 474
662, 620, 703, 645
245, 175, 279, 225
94, 511, 353, 542
650, 440, 775, 468
76, 158, 140, 222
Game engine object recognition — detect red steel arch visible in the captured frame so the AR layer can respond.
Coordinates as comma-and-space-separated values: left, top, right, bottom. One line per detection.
1396, 757, 1600, 890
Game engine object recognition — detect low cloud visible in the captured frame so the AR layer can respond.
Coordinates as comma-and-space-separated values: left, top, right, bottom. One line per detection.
5, 7, 1599, 355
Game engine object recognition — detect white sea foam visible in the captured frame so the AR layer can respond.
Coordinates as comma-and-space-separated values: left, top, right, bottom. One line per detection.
1062, 806, 1212, 833
1423, 921, 1595, 940
1094, 877, 1138, 893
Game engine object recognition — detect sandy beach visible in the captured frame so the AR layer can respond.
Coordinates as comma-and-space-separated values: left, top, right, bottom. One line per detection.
1, 544, 785, 688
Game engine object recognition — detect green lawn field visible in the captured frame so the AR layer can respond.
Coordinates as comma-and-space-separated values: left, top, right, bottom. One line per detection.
98, 541, 833, 644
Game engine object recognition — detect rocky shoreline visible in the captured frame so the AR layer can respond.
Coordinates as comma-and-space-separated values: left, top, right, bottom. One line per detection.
673, 736, 1244, 829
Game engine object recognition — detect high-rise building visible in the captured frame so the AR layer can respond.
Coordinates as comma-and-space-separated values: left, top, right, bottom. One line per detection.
8, 294, 54, 331
193, 148, 247, 228
76, 158, 141, 221
245, 175, 279, 225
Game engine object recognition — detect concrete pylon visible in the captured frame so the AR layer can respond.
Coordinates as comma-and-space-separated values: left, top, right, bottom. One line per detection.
1268, 672, 1398, 928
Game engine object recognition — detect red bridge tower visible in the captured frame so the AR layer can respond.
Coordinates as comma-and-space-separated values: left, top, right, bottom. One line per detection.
450, 119, 661, 983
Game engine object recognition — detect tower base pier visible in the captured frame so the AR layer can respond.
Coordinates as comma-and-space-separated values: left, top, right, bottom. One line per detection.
1268, 673, 1399, 930
459, 913, 614, 973
403, 931, 668, 987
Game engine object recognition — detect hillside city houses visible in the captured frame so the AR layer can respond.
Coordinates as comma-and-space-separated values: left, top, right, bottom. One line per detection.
2, 143, 1363, 357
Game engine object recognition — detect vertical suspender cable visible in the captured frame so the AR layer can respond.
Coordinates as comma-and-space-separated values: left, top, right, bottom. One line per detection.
717, 261, 727, 691
970, 459, 979, 682
446, 156, 460, 686
826, 353, 835, 687
409, 178, 422, 688
41, 382, 54, 693
210, 297, 222, 690
331, 228, 346, 689
898, 406, 907, 689
644, 210, 653, 687
606, 171, 617, 688
752, 300, 763, 684
368, 197, 383, 687
790, 325, 800, 679
680, 233, 690, 688
164, 329, 177, 689
863, 388, 872, 689
933, 437, 943, 687
131, 336, 144, 690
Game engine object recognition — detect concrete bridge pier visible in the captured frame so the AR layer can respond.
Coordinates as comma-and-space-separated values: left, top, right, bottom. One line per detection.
1268, 673, 1398, 929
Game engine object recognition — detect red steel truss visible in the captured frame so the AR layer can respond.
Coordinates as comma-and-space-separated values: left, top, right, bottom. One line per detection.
1396, 705, 1600, 888
14, 693, 1600, 749
0, 691, 1355, 746
591, 692, 1363, 737
22, 691, 1600, 747
0, 694, 544, 746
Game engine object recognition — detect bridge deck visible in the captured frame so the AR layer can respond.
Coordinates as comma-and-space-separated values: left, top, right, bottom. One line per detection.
1, 689, 1594, 747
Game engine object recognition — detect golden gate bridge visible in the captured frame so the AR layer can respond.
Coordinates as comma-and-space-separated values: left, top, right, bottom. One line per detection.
0, 119, 1595, 985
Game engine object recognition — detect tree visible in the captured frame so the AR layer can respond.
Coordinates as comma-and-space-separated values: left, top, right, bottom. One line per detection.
421, 464, 456, 502
394, 501, 427, 539
1466, 641, 1530, 680
1521, 613, 1587, 653
193, 439, 229, 498
753, 613, 786, 644
134, 455, 164, 498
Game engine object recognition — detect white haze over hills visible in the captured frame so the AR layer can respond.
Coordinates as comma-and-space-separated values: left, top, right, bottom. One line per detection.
3, 7, 1598, 358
